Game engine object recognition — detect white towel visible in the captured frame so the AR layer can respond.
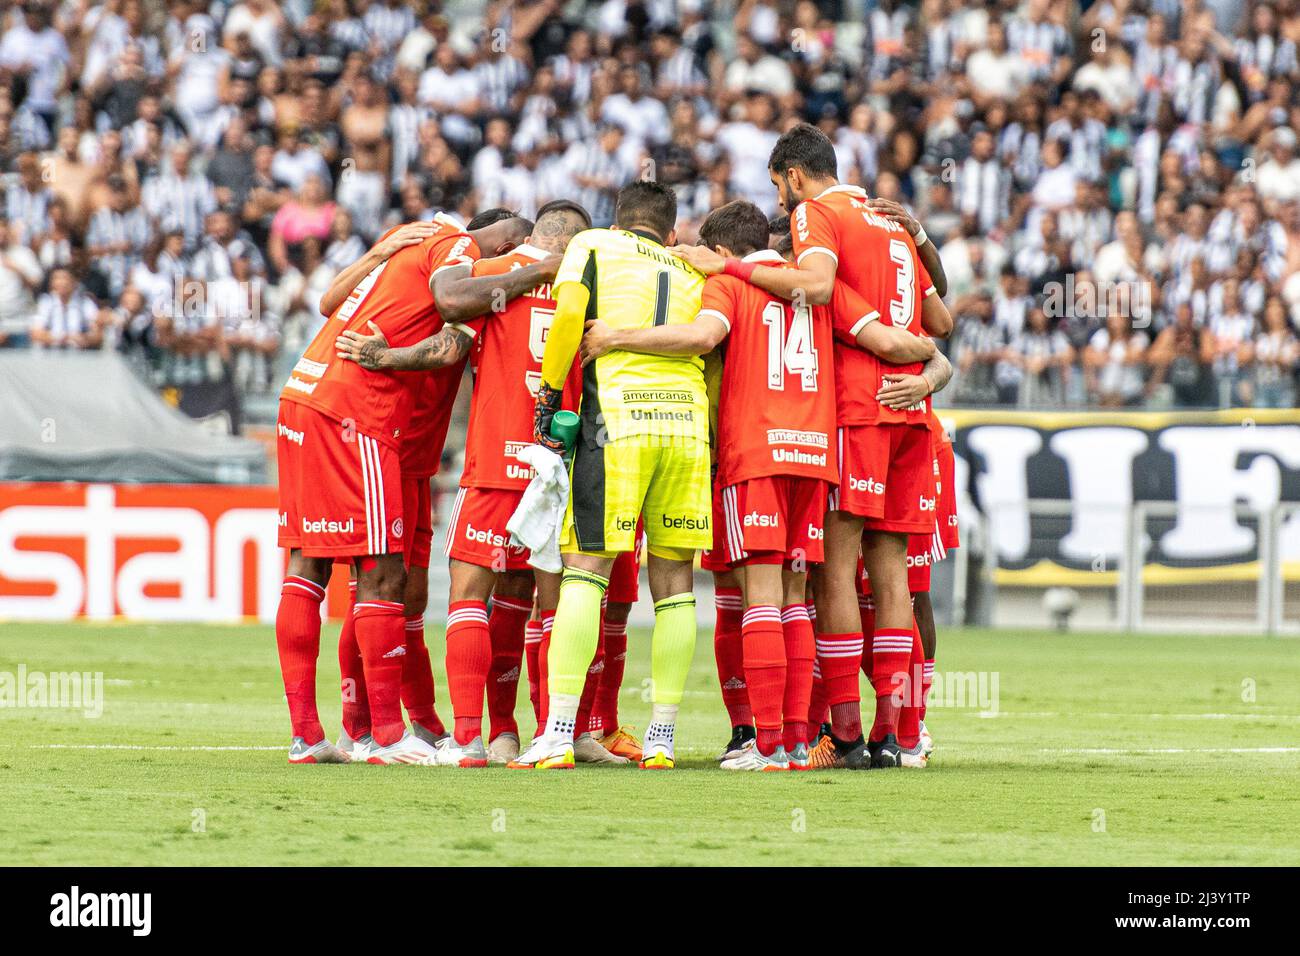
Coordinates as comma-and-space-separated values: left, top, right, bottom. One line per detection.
506, 444, 570, 573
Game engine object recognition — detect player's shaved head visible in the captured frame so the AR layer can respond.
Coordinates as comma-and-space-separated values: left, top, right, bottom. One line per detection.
698, 200, 769, 258
466, 207, 519, 229
531, 199, 591, 252
614, 180, 677, 244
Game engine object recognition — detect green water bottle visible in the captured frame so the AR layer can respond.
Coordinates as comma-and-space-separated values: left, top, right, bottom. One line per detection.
549, 409, 580, 456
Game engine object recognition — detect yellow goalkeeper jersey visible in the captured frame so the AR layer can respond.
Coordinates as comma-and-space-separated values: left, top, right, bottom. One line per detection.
553, 227, 707, 443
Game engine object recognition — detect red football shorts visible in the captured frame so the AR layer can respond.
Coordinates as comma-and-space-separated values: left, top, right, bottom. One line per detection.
934, 434, 960, 552
719, 476, 828, 566
402, 475, 434, 568
444, 486, 530, 571
277, 401, 404, 558
832, 422, 934, 534
701, 483, 733, 573
859, 532, 933, 596
607, 521, 644, 604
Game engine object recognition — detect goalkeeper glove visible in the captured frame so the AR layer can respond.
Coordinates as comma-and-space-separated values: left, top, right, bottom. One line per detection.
533, 382, 567, 454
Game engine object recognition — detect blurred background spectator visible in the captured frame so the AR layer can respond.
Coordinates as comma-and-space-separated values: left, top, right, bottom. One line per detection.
0, 0, 1295, 429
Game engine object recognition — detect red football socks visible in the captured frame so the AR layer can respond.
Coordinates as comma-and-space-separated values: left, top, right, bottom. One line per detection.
353, 598, 407, 747
922, 657, 935, 722
714, 587, 751, 727
276, 575, 327, 743
741, 605, 786, 756
816, 631, 864, 740
485, 596, 530, 741
896, 622, 925, 750
535, 608, 556, 732
869, 626, 914, 742
781, 603, 815, 749
401, 614, 443, 738
524, 616, 544, 724
337, 580, 370, 740
593, 615, 629, 736
808, 662, 830, 730
574, 620, 607, 736
445, 600, 491, 745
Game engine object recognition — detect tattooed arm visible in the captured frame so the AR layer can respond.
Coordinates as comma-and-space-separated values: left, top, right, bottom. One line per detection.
876, 349, 954, 410
335, 321, 473, 371
430, 255, 561, 322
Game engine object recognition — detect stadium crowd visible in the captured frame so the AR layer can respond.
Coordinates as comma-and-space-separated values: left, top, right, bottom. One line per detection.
1, 0, 1299, 410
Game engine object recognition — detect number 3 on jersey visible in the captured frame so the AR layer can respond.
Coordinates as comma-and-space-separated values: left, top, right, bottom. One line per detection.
762, 301, 818, 391
888, 237, 916, 328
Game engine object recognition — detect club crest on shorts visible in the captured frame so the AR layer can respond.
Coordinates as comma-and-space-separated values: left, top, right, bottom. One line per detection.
391, 517, 404, 539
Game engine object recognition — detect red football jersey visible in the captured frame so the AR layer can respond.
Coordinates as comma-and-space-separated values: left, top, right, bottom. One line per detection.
458, 245, 582, 490
791, 184, 936, 426
280, 213, 479, 447
401, 362, 467, 478
703, 253, 874, 487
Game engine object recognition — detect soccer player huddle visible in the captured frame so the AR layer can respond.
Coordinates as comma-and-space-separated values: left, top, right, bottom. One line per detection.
273, 123, 959, 772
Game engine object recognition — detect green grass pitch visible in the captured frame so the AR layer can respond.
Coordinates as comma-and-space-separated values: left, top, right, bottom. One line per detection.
2, 621, 1298, 866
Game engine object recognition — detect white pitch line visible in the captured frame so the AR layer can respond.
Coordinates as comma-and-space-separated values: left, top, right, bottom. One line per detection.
1036, 747, 1300, 755
23, 744, 283, 752
975, 711, 1300, 721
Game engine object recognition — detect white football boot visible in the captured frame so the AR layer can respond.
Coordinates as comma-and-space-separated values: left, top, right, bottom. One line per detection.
507, 734, 575, 770
365, 730, 440, 765
720, 744, 791, 772
639, 739, 676, 770
574, 732, 631, 765
288, 736, 351, 764
899, 739, 929, 769
433, 734, 489, 768
487, 732, 520, 765
337, 727, 374, 762
412, 723, 449, 748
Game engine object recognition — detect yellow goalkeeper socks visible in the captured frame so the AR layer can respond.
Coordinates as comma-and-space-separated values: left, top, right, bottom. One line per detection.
544, 568, 609, 707
651, 593, 697, 708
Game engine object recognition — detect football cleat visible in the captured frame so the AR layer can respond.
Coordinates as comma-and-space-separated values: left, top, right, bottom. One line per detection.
788, 741, 812, 770
336, 728, 374, 762
288, 736, 351, 764
807, 734, 841, 769
837, 736, 872, 770
433, 735, 489, 768
487, 732, 520, 765
365, 731, 439, 765
639, 741, 675, 770
805, 734, 871, 769
412, 722, 449, 748
868, 733, 901, 769
575, 732, 631, 764
721, 744, 791, 772
597, 725, 643, 762
919, 720, 933, 757
507, 735, 576, 770
718, 724, 756, 762
899, 739, 928, 769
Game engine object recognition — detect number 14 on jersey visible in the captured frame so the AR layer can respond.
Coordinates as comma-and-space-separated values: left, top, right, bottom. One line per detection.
762, 301, 819, 392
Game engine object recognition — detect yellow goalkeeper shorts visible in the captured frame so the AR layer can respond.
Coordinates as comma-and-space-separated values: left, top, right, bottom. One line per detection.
562, 434, 712, 554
